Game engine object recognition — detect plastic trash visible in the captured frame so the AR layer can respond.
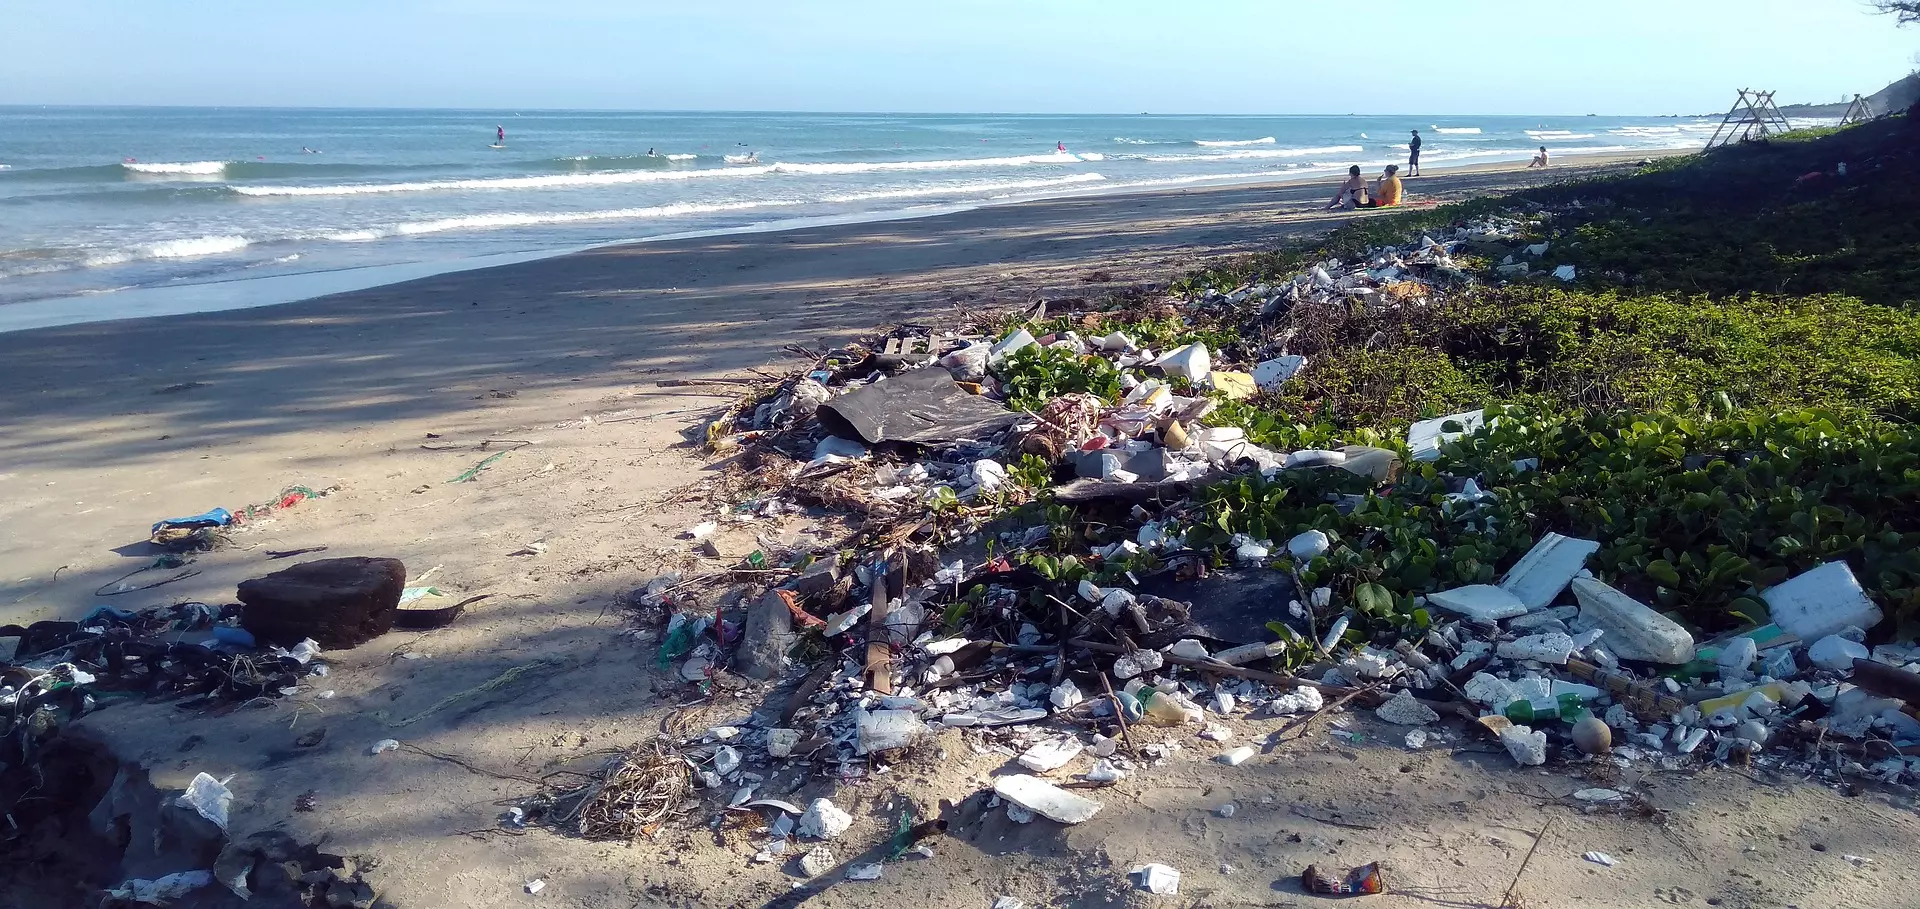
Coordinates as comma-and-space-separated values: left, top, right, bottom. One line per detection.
1570, 578, 1695, 664
1763, 562, 1884, 640
1152, 342, 1211, 382
798, 846, 836, 877
1717, 636, 1758, 674
846, 863, 883, 881
1303, 862, 1385, 895
525, 878, 546, 895
176, 772, 233, 830
1498, 533, 1599, 612
1583, 851, 1617, 867
1139, 689, 1203, 726
1131, 863, 1181, 895
993, 774, 1102, 824
369, 738, 400, 755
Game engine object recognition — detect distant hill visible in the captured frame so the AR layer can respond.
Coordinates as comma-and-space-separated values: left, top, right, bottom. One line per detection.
1776, 72, 1920, 118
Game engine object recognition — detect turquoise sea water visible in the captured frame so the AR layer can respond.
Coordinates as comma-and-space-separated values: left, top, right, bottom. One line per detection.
0, 107, 1730, 310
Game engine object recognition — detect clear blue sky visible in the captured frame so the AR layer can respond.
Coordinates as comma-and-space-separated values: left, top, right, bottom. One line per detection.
3, 0, 1913, 114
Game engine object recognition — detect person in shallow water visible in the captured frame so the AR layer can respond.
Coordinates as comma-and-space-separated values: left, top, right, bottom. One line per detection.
1326, 165, 1369, 210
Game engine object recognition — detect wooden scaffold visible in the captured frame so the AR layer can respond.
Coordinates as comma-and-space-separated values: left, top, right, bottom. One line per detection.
1706, 89, 1792, 148
1841, 93, 1876, 125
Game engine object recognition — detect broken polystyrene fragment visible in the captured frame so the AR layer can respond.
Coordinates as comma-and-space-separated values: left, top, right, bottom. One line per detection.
1498, 533, 1600, 612
176, 773, 233, 830
1131, 864, 1181, 895
993, 774, 1103, 823
1287, 530, 1331, 561
1252, 355, 1308, 389
1406, 409, 1485, 462
1374, 690, 1439, 726
1426, 585, 1528, 622
1499, 725, 1547, 766
1017, 736, 1085, 772
1496, 632, 1577, 665
1569, 577, 1695, 664
1762, 561, 1884, 640
1113, 649, 1164, 679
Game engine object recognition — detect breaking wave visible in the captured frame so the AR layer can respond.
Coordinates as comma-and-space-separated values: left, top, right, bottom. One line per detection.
1138, 144, 1363, 163
1194, 137, 1277, 147
1431, 127, 1482, 134
83, 235, 250, 267
321, 173, 1110, 241
122, 161, 228, 176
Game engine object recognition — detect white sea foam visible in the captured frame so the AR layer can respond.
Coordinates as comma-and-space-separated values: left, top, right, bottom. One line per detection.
1139, 144, 1363, 163
1112, 137, 1157, 144
321, 174, 1110, 241
235, 166, 773, 196
664, 154, 697, 161
236, 151, 1096, 197
1432, 127, 1482, 134
1077, 152, 1106, 161
1194, 136, 1277, 147
1527, 131, 1597, 139
767, 152, 1086, 174
83, 235, 250, 267
123, 161, 228, 175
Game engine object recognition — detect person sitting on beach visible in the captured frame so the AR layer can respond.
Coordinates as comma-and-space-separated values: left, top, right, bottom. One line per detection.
1326, 165, 1369, 210
1364, 165, 1403, 207
1529, 146, 1550, 168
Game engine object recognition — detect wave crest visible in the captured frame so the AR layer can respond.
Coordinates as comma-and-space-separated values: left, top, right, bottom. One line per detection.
1194, 137, 1276, 147
123, 161, 228, 176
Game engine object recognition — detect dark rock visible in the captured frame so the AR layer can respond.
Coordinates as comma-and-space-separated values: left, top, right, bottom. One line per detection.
238, 557, 407, 649
737, 589, 795, 681
788, 559, 840, 598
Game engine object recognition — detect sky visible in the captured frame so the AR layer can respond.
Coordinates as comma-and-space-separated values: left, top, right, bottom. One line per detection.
2, 0, 1914, 114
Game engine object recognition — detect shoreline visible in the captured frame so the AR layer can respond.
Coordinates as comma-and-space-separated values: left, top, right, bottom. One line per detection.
0, 149, 1683, 334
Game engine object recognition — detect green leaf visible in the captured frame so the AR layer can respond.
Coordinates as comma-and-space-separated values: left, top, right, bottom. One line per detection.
1354, 582, 1393, 615
1646, 559, 1682, 587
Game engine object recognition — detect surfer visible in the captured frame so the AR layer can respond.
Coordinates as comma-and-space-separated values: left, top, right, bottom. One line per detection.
1407, 130, 1422, 177
496, 125, 506, 146
647, 148, 656, 156
1057, 141, 1067, 153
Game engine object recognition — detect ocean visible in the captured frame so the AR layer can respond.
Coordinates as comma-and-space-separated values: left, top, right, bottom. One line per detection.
0, 107, 1729, 316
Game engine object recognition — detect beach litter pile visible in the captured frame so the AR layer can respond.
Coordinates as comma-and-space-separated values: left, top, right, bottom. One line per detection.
559, 213, 1920, 887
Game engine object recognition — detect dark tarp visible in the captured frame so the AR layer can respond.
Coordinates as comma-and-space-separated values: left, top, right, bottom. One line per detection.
817, 368, 1020, 445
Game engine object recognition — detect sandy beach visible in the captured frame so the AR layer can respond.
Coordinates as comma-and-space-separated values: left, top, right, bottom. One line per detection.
21, 150, 1914, 909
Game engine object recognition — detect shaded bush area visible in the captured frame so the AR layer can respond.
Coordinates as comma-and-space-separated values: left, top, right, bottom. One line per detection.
1116, 117, 1920, 637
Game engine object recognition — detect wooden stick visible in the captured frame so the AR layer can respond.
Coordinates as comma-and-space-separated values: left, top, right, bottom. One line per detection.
1097, 671, 1137, 758
1499, 819, 1555, 908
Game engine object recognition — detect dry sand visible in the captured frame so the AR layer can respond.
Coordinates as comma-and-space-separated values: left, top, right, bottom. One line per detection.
7, 152, 1912, 909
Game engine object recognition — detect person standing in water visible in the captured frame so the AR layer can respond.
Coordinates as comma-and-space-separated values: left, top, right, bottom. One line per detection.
496, 125, 506, 146
1407, 130, 1422, 177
